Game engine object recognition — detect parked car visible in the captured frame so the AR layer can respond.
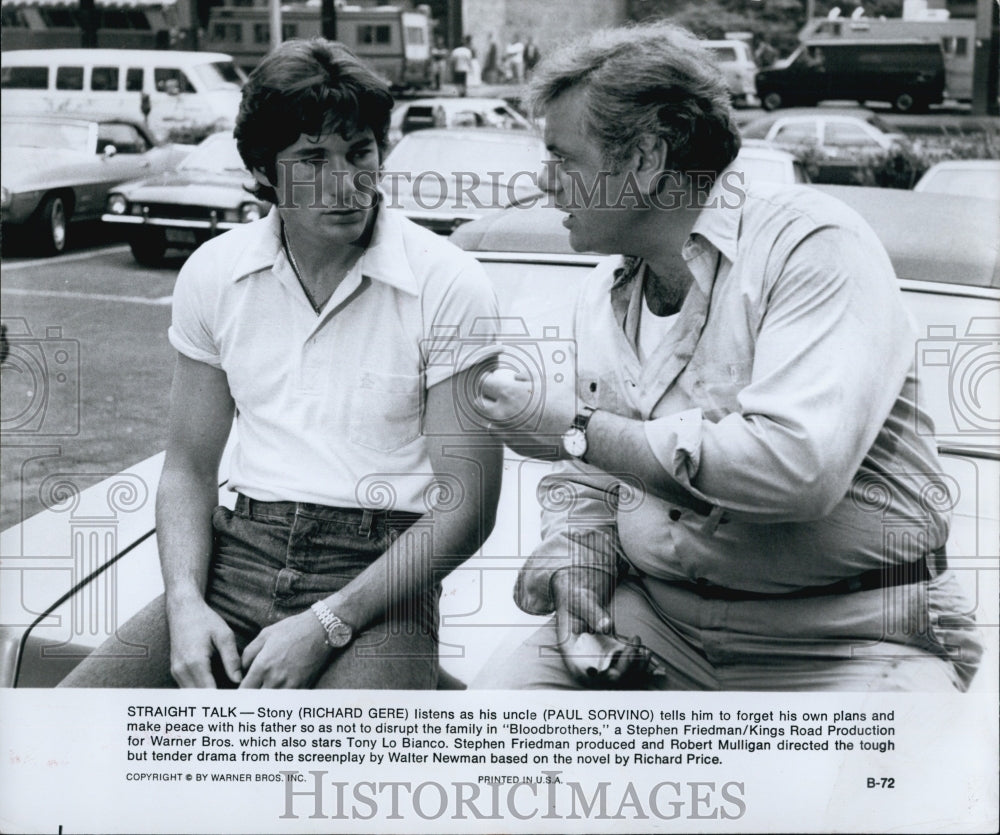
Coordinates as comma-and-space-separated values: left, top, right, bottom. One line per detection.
734, 143, 811, 184
102, 131, 270, 265
381, 127, 547, 233
388, 96, 533, 145
913, 159, 1000, 200
739, 108, 908, 185
754, 39, 946, 112
703, 39, 759, 106
0, 113, 192, 254
1, 187, 996, 692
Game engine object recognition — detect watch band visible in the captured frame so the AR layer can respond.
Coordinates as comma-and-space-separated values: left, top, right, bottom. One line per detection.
573, 406, 596, 433
562, 406, 596, 460
310, 601, 353, 648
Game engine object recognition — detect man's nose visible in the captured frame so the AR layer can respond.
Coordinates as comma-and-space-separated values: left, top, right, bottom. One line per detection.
539, 158, 560, 196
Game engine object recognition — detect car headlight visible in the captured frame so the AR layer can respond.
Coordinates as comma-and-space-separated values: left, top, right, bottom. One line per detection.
239, 203, 262, 223
0, 186, 10, 209
106, 193, 128, 215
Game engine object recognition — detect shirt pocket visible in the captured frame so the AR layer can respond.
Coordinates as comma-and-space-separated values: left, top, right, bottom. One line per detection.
349, 369, 423, 452
689, 360, 751, 422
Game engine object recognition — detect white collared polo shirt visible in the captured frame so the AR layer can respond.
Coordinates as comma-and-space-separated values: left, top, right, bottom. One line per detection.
168, 207, 499, 513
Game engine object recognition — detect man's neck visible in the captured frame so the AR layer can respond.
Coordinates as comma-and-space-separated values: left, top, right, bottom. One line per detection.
631, 197, 703, 316
280, 213, 375, 309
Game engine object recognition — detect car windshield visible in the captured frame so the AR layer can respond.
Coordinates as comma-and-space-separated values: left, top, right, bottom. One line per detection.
385, 135, 543, 182
920, 169, 1000, 200
866, 113, 895, 134
1, 119, 90, 152
190, 60, 246, 91
179, 134, 248, 173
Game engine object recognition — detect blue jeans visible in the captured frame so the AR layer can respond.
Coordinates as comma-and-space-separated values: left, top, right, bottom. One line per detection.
59, 496, 440, 688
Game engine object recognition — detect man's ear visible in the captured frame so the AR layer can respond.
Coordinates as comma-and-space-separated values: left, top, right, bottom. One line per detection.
634, 134, 669, 194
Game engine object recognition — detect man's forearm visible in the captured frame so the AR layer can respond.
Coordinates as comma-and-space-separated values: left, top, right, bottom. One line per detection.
583, 410, 712, 515
155, 465, 219, 605
321, 500, 493, 632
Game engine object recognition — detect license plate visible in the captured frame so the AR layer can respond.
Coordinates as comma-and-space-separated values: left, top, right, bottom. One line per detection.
165, 228, 197, 244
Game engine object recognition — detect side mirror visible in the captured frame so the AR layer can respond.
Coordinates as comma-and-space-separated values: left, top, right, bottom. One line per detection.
103, 144, 118, 158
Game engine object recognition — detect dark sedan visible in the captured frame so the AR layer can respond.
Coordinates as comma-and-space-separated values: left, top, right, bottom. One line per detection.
103, 131, 270, 265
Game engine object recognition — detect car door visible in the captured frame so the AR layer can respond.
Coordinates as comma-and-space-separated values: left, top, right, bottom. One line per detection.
72, 122, 156, 219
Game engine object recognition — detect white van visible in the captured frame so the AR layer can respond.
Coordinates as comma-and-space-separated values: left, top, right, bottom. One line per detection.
0, 49, 246, 140
702, 40, 758, 106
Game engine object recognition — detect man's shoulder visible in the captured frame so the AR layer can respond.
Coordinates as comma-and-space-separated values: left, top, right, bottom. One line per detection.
181, 216, 275, 285
739, 182, 868, 236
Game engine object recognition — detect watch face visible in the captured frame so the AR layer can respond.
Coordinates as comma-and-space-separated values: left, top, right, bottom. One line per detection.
327, 620, 353, 648
562, 427, 588, 458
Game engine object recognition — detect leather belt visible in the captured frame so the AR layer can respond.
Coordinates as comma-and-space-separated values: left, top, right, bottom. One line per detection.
668, 547, 946, 602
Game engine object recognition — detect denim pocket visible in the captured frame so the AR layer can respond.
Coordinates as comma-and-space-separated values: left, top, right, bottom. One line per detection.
348, 369, 423, 452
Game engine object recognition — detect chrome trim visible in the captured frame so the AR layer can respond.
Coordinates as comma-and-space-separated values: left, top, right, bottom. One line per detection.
470, 251, 1000, 297
102, 214, 242, 230
471, 250, 602, 267
897, 278, 1000, 301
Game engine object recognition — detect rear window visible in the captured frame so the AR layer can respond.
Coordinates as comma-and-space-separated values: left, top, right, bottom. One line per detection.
56, 66, 84, 91
1, 65, 49, 89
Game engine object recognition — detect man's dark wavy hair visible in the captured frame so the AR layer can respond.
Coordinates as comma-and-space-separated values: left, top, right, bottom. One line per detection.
235, 38, 394, 204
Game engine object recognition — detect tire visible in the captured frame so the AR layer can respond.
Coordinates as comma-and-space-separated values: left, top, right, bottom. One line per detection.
129, 229, 167, 266
762, 91, 783, 111
892, 91, 918, 113
33, 193, 70, 255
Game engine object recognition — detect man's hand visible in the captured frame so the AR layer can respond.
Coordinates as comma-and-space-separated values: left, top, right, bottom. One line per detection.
167, 597, 242, 688
478, 366, 575, 454
551, 566, 615, 673
239, 610, 333, 689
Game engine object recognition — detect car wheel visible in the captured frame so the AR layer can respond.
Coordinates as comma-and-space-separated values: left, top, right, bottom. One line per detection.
762, 91, 783, 111
892, 91, 920, 113
129, 229, 167, 266
34, 193, 70, 255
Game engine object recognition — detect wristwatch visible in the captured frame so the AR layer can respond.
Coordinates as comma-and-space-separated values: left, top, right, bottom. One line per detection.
310, 601, 354, 649
562, 407, 596, 460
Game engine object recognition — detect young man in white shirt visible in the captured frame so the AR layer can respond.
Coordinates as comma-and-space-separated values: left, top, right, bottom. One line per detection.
61, 38, 502, 689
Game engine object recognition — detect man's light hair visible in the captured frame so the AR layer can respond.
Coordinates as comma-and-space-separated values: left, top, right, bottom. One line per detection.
528, 22, 741, 181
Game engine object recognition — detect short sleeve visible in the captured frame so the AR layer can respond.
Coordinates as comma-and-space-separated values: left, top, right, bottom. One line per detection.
167, 247, 222, 368
422, 260, 502, 390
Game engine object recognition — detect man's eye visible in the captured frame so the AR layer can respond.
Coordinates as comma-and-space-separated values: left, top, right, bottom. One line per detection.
349, 146, 376, 163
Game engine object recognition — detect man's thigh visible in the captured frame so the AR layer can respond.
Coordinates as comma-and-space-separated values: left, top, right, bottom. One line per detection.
471, 620, 580, 690
312, 586, 441, 689
57, 594, 176, 688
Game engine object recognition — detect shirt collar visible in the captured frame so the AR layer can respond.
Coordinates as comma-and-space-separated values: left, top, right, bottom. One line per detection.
685, 163, 744, 266
229, 204, 420, 296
